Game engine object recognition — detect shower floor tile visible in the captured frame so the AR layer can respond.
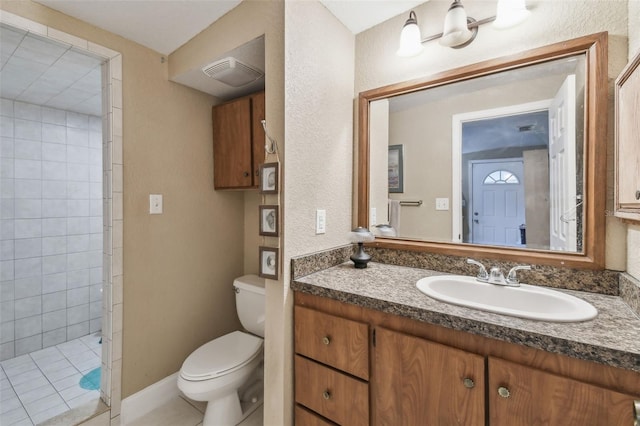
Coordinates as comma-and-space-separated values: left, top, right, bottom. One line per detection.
0, 333, 102, 426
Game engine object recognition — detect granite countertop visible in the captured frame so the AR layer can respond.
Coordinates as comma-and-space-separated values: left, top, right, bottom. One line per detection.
292, 261, 640, 374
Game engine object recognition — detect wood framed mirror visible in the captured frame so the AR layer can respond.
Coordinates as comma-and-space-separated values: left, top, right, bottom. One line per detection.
358, 32, 607, 269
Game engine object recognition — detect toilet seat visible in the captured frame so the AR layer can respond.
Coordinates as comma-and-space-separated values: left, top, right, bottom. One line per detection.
180, 331, 263, 381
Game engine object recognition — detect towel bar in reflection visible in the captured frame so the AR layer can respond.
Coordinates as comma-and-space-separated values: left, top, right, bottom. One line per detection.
399, 200, 423, 206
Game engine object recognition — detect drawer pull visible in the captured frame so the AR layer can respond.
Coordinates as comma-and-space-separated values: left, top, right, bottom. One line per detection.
322, 390, 331, 400
497, 386, 511, 398
322, 336, 331, 345
463, 378, 475, 388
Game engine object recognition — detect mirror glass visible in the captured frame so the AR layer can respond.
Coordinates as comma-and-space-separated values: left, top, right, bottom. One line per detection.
369, 54, 586, 253
359, 33, 607, 268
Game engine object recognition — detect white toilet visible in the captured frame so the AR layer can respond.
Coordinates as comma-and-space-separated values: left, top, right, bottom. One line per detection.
178, 275, 265, 426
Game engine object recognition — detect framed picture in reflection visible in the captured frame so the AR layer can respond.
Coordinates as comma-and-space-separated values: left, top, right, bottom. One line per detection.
388, 144, 404, 193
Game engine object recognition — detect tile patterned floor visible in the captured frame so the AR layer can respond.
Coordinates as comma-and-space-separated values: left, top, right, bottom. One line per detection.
1, 333, 102, 425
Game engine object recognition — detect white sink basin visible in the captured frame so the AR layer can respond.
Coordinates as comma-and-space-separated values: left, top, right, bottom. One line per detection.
416, 275, 597, 322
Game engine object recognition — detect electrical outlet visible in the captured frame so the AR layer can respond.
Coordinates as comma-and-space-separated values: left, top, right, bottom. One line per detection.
316, 209, 326, 234
150, 194, 163, 214
435, 198, 449, 211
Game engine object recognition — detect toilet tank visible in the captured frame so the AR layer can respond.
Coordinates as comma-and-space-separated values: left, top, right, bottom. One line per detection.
234, 275, 266, 338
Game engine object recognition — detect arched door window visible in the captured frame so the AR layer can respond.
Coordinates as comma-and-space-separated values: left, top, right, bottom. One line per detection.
483, 170, 520, 184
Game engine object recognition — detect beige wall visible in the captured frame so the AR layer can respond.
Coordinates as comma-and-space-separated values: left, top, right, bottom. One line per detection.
0, 0, 250, 398
356, 0, 629, 271
282, 1, 355, 424
169, 3, 287, 423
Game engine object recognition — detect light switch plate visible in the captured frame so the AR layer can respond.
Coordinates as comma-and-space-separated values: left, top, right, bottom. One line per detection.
150, 194, 163, 214
435, 198, 449, 211
316, 209, 326, 234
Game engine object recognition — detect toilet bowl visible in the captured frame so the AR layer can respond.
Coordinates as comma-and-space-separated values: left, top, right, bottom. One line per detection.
177, 275, 265, 426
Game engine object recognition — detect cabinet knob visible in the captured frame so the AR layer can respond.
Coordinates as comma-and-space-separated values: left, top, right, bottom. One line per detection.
243, 171, 250, 178
462, 378, 475, 388
636, 190, 640, 200
322, 336, 331, 345
322, 390, 331, 400
497, 386, 511, 398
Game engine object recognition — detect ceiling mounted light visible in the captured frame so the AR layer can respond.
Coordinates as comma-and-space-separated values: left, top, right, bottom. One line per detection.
396, 0, 530, 56
493, 0, 530, 29
440, 0, 476, 48
397, 11, 424, 57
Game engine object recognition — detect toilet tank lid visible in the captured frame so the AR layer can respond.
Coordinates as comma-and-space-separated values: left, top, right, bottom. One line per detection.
233, 274, 265, 294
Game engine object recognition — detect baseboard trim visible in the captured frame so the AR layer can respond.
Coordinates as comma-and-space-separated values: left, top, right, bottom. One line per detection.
120, 372, 179, 425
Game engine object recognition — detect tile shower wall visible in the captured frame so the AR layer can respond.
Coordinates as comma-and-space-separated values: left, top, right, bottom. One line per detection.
0, 99, 102, 361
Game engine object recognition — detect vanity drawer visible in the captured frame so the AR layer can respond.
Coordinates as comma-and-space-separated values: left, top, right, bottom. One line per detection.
295, 405, 337, 426
295, 355, 369, 426
294, 306, 369, 380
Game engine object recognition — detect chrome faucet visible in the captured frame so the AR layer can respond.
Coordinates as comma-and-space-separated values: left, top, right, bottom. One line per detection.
506, 265, 532, 286
466, 259, 489, 282
467, 259, 531, 287
488, 267, 507, 285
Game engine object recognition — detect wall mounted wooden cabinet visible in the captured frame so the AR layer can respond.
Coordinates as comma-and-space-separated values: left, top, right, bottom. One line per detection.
212, 91, 265, 190
294, 292, 640, 425
615, 51, 640, 221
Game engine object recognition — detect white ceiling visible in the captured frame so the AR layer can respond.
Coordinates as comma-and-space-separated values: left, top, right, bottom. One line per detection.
0, 0, 426, 114
33, 0, 426, 55
35, 0, 243, 56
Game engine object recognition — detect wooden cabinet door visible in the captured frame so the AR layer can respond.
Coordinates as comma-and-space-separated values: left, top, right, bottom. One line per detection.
489, 357, 638, 425
250, 91, 265, 186
212, 97, 252, 189
373, 327, 485, 426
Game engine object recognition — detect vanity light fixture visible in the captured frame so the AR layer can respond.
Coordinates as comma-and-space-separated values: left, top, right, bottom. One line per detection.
349, 227, 375, 269
397, 0, 530, 56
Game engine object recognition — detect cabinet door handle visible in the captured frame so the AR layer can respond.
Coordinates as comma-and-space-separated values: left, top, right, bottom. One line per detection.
322, 336, 331, 345
636, 190, 640, 200
322, 390, 331, 400
497, 386, 511, 398
634, 400, 639, 426
462, 378, 475, 388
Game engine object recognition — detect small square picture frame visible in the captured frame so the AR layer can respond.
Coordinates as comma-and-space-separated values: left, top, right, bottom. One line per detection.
259, 205, 279, 237
259, 162, 279, 194
259, 246, 279, 280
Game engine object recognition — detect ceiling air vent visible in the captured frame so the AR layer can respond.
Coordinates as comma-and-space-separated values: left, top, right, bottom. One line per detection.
201, 57, 263, 87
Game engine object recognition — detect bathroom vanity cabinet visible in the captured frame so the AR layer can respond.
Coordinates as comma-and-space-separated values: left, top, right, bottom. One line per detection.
293, 291, 640, 425
615, 50, 640, 221
212, 91, 265, 190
